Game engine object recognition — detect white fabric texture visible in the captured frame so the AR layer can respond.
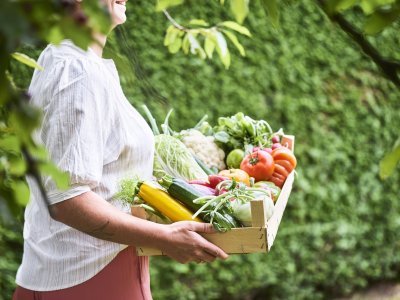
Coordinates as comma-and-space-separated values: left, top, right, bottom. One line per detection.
16, 40, 155, 291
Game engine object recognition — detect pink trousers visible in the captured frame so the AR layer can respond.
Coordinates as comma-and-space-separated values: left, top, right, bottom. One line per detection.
13, 247, 152, 300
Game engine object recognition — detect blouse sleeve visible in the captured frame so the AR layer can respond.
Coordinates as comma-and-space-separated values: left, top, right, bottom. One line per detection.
38, 58, 111, 205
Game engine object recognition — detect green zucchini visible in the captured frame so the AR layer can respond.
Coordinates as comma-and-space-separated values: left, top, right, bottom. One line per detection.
162, 177, 204, 212
159, 175, 240, 230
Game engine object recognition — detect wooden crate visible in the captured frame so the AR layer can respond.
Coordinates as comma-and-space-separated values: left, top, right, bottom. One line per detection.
133, 135, 295, 256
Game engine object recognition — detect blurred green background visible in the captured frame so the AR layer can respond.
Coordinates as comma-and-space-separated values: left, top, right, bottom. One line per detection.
2, 0, 400, 299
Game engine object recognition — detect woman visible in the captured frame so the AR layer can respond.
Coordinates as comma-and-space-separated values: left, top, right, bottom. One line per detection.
13, 1, 228, 299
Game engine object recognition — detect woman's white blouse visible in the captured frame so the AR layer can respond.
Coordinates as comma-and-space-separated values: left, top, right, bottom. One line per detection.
16, 40, 155, 291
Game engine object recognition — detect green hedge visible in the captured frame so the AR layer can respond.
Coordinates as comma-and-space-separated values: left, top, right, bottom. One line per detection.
0, 222, 23, 300
2, 0, 400, 299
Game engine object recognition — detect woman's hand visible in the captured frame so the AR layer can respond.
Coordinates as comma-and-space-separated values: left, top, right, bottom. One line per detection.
159, 221, 229, 264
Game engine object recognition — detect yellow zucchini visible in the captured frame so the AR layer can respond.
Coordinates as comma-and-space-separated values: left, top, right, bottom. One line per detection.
138, 181, 202, 223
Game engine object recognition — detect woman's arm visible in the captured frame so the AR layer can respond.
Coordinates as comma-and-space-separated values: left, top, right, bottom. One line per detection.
49, 191, 229, 263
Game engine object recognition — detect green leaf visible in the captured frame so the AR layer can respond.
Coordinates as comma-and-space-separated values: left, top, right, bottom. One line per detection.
11, 180, 30, 206
215, 31, 228, 57
214, 131, 230, 143
379, 143, 400, 179
364, 6, 400, 34
187, 33, 207, 59
182, 34, 190, 54
260, 0, 280, 28
9, 157, 27, 176
0, 156, 9, 172
230, 0, 249, 24
215, 31, 231, 69
164, 25, 179, 46
6, 70, 17, 90
2, 193, 22, 221
168, 36, 182, 53
39, 162, 70, 190
0, 135, 20, 153
60, 18, 92, 50
360, 0, 396, 15
204, 34, 217, 59
47, 26, 64, 45
29, 146, 49, 161
223, 30, 245, 56
82, 0, 112, 34
156, 0, 184, 11
333, 0, 359, 11
11, 52, 44, 71
219, 21, 251, 36
189, 19, 210, 26
9, 106, 42, 144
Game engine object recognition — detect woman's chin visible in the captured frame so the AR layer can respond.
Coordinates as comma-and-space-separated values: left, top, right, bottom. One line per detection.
112, 4, 127, 26
112, 14, 127, 26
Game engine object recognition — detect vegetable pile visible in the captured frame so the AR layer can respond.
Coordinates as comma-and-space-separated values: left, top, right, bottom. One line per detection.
118, 110, 297, 232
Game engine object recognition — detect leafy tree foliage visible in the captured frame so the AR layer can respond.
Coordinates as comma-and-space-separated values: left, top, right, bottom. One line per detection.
0, 0, 110, 218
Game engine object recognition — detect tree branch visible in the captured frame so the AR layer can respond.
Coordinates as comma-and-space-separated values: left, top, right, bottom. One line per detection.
21, 146, 51, 208
317, 0, 400, 87
163, 9, 188, 31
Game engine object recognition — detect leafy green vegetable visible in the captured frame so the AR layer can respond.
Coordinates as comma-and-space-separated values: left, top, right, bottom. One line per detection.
153, 134, 208, 181
115, 176, 141, 205
211, 112, 277, 153
142, 105, 208, 181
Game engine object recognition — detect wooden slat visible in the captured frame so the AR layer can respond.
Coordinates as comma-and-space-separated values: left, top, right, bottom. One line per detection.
266, 171, 294, 250
136, 227, 268, 256
281, 135, 295, 152
265, 134, 295, 250
250, 199, 268, 227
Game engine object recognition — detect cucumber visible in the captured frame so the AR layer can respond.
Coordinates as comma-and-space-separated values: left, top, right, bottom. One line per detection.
159, 175, 240, 230
166, 178, 204, 212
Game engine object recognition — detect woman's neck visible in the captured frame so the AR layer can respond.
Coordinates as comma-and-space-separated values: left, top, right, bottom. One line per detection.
90, 32, 107, 58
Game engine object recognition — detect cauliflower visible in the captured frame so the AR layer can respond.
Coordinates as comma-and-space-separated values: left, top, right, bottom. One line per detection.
179, 129, 226, 171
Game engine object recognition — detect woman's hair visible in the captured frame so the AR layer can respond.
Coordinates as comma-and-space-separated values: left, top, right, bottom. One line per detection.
115, 27, 169, 105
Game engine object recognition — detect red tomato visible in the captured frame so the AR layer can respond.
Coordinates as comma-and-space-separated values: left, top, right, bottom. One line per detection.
274, 160, 294, 173
272, 148, 297, 169
270, 175, 285, 188
272, 171, 286, 181
240, 150, 275, 182
273, 164, 289, 178
270, 148, 297, 188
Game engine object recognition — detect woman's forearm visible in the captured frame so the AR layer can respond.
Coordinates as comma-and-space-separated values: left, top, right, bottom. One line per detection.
49, 191, 168, 248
